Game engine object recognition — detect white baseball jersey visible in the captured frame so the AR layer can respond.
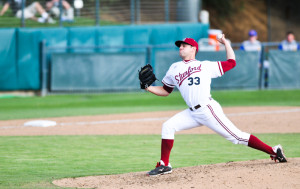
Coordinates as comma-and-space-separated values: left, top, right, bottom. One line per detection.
162, 59, 224, 108
160, 59, 250, 146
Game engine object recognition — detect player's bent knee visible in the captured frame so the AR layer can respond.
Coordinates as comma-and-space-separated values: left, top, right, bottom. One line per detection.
161, 121, 176, 139
226, 132, 250, 146
227, 138, 247, 145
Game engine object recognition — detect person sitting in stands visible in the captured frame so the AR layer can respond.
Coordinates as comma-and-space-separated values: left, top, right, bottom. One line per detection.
240, 29, 262, 51
0, 0, 55, 23
46, 0, 74, 22
278, 31, 300, 51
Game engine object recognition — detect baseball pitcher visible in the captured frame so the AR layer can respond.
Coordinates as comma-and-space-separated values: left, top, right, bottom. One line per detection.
138, 35, 287, 176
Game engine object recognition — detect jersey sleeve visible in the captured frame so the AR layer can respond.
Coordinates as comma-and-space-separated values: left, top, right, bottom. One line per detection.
163, 84, 174, 93
220, 59, 236, 73
162, 64, 176, 88
204, 61, 224, 78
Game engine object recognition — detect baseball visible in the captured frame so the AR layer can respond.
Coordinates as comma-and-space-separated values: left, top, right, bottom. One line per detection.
217, 33, 223, 39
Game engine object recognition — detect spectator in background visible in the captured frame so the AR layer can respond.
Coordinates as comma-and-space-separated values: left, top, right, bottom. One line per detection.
278, 31, 300, 51
0, 0, 55, 23
240, 29, 268, 87
240, 29, 262, 51
46, 0, 74, 22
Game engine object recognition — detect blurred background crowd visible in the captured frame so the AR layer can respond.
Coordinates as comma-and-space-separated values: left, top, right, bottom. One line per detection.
0, 0, 299, 43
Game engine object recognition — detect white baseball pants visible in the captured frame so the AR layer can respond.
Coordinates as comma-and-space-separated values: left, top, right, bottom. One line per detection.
161, 99, 250, 146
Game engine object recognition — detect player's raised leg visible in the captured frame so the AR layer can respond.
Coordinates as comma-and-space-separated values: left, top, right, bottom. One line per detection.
198, 100, 287, 162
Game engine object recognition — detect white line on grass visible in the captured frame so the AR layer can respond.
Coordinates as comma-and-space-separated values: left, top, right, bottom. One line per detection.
59, 117, 169, 126
60, 108, 300, 126
1, 108, 300, 129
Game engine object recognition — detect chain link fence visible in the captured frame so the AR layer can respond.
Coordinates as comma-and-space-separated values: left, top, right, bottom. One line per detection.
0, 0, 201, 27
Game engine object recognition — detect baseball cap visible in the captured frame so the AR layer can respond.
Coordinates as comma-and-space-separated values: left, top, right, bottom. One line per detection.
248, 29, 257, 37
175, 38, 199, 52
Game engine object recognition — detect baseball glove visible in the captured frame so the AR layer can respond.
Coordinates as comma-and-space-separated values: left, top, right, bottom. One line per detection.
138, 64, 157, 89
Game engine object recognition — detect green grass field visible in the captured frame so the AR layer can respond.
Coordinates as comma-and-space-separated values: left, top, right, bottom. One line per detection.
0, 89, 300, 120
0, 89, 299, 188
0, 134, 299, 189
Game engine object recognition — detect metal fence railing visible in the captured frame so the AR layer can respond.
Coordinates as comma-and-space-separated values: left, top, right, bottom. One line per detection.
0, 0, 201, 28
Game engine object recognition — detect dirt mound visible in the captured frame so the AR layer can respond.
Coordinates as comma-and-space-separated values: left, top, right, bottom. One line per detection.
53, 158, 300, 189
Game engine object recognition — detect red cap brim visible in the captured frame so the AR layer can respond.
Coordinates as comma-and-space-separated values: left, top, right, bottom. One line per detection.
175, 40, 191, 48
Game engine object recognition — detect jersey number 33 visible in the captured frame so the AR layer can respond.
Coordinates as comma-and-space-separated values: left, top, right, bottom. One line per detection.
187, 77, 200, 86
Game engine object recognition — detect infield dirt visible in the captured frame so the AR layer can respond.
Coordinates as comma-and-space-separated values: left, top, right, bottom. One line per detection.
1, 106, 300, 189
53, 158, 300, 189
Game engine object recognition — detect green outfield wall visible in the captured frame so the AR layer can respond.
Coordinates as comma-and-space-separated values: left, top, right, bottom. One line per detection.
0, 23, 209, 91
50, 50, 260, 92
268, 50, 300, 89
1, 24, 300, 92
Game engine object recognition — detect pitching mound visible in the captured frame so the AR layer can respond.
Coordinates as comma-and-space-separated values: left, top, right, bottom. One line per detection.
53, 158, 300, 189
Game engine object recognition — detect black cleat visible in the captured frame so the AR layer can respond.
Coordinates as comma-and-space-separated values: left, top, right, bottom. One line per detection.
270, 144, 287, 163
147, 161, 172, 176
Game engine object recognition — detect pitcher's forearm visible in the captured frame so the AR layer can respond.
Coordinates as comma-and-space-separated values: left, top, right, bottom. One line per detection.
224, 40, 235, 60
146, 86, 170, 97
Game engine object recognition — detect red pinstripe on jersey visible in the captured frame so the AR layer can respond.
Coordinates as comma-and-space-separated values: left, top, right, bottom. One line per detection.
207, 104, 248, 143
217, 61, 223, 76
